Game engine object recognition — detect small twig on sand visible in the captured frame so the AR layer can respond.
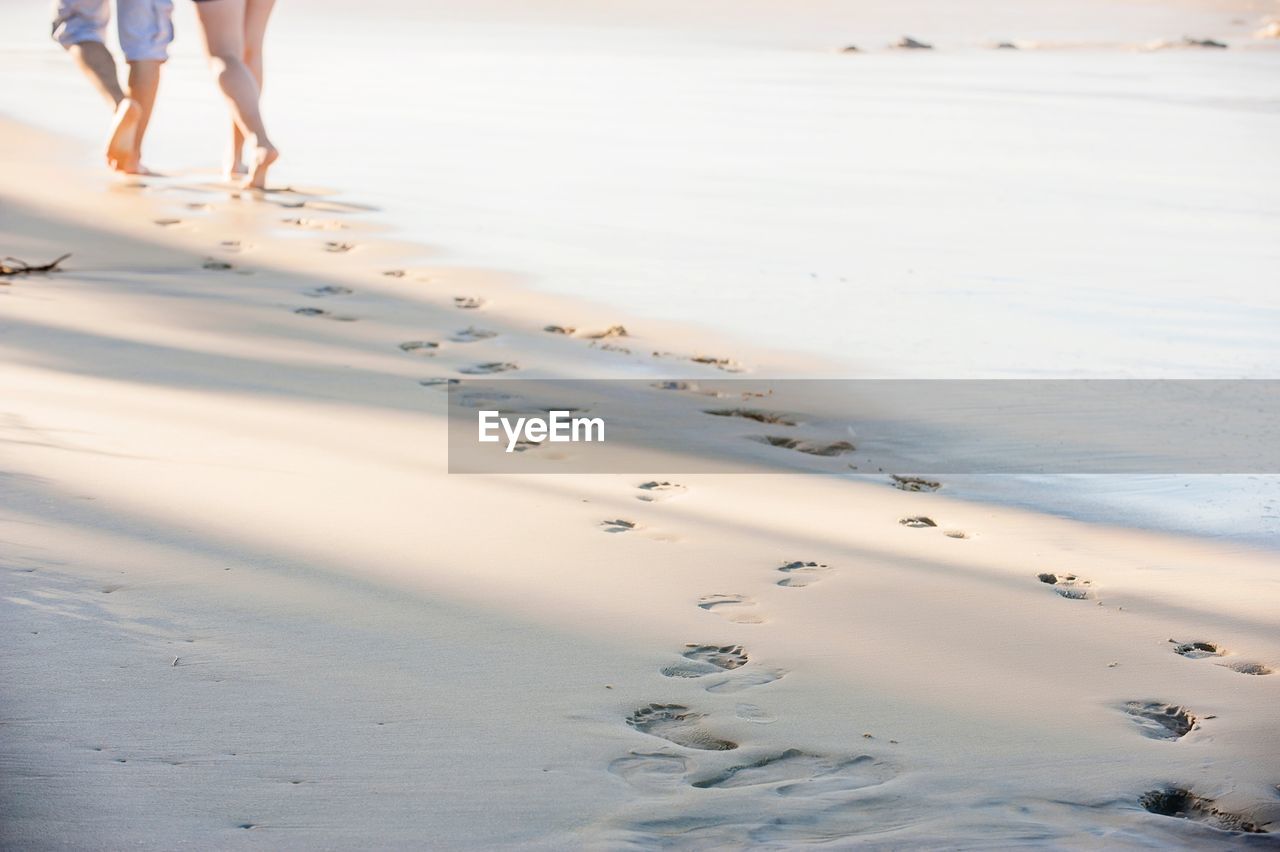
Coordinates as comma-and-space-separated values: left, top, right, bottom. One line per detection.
0, 253, 72, 279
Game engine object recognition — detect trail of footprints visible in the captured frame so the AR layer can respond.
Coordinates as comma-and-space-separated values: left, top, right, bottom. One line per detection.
606, 475, 1273, 838
611, 478, 895, 808
183, 217, 1272, 837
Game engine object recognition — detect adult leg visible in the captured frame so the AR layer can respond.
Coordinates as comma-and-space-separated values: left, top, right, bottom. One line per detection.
53, 0, 122, 105
115, 0, 174, 172
53, 0, 141, 170
227, 0, 276, 177
123, 60, 162, 170
67, 41, 125, 107
194, 0, 277, 188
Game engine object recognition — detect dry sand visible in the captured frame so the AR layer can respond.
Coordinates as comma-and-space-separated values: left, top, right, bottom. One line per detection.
2, 116, 1279, 849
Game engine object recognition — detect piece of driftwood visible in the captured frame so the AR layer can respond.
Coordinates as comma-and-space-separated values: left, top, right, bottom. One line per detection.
0, 253, 71, 279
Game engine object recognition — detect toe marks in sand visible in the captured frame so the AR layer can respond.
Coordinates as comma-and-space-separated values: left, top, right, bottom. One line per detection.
601, 519, 639, 533
1037, 572, 1093, 600
661, 644, 749, 679
891, 475, 941, 492
777, 560, 831, 588
636, 481, 687, 502
450, 327, 497, 343
1169, 641, 1273, 676
625, 704, 737, 751
304, 285, 352, 298
1171, 640, 1224, 659
459, 361, 518, 375
1140, 788, 1268, 834
398, 340, 440, 356
294, 307, 356, 322
660, 643, 784, 692
1123, 702, 1197, 740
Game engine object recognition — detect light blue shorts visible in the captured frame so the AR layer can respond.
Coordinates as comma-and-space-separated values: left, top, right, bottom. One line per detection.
52, 0, 175, 63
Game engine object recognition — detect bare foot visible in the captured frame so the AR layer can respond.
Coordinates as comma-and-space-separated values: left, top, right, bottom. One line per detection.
106, 98, 142, 173
243, 137, 278, 190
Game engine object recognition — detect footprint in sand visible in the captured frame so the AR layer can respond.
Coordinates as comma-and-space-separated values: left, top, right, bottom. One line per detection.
890, 475, 941, 492
450, 327, 498, 343
398, 341, 440, 356
704, 408, 800, 426
899, 516, 937, 528
583, 325, 629, 340
661, 644, 749, 678
281, 217, 346, 231
608, 752, 691, 792
1037, 572, 1093, 600
636, 481, 687, 502
458, 361, 517, 375
943, 529, 970, 539
705, 668, 786, 694
894, 35, 934, 50
690, 355, 744, 373
220, 240, 242, 252
304, 285, 352, 297
690, 749, 893, 796
202, 258, 233, 271
419, 378, 460, 389
153, 218, 182, 227
625, 704, 737, 751
294, 307, 356, 322
1171, 640, 1225, 659
454, 296, 486, 310
697, 594, 763, 624
324, 241, 354, 253
1140, 789, 1267, 834
1172, 638, 1273, 675
1123, 702, 1198, 740
544, 325, 576, 335
601, 519, 639, 533
777, 560, 831, 588
1220, 661, 1273, 676
753, 436, 854, 457
382, 269, 406, 278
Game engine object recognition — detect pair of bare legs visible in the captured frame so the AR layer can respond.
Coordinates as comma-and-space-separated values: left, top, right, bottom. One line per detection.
67, 41, 160, 174
193, 0, 278, 189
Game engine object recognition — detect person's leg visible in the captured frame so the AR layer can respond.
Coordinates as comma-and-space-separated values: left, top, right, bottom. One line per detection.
124, 61, 161, 163
193, 0, 277, 188
227, 0, 276, 175
53, 0, 123, 105
68, 42, 126, 106
115, 0, 173, 173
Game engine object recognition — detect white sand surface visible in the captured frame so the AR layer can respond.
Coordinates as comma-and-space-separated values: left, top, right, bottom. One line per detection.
2, 0, 1280, 847
2, 121, 1279, 848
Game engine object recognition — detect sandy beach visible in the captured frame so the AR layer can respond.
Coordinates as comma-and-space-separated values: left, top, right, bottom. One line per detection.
3, 0, 1280, 848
